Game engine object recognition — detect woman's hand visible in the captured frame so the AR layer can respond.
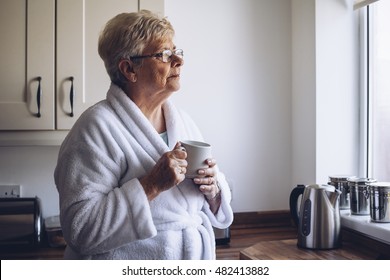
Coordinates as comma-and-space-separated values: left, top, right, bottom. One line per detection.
193, 158, 221, 213
140, 142, 187, 201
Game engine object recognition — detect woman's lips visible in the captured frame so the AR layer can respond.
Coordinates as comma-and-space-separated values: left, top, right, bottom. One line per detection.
168, 74, 180, 79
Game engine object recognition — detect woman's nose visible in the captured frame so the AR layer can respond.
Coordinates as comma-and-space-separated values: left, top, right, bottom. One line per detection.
171, 55, 184, 67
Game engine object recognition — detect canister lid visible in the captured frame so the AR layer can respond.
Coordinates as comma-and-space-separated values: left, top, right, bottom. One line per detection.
347, 177, 377, 185
367, 182, 390, 190
329, 175, 355, 182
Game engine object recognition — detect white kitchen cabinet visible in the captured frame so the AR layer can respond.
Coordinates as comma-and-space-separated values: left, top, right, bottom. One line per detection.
56, 0, 141, 129
0, 0, 55, 130
0, 0, 164, 133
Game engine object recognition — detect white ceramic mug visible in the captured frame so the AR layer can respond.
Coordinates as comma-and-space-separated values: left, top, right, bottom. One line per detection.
180, 140, 212, 178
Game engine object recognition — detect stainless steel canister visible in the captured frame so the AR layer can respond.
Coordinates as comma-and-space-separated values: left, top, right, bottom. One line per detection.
368, 182, 390, 223
348, 177, 377, 215
329, 175, 355, 210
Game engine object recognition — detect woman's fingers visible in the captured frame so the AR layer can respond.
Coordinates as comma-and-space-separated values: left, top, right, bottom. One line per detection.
193, 176, 214, 185
205, 158, 217, 167
199, 182, 220, 199
172, 142, 187, 159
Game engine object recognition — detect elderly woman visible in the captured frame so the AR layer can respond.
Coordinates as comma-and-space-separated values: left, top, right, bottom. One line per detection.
54, 10, 233, 260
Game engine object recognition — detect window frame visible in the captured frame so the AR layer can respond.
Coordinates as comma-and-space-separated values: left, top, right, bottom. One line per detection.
361, 2, 390, 180
360, 5, 375, 179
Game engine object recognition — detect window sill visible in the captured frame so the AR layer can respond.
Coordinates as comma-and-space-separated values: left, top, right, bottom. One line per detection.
341, 210, 390, 245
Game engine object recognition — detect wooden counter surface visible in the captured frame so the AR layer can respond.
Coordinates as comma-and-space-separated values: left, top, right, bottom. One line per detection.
0, 246, 65, 260
240, 239, 380, 260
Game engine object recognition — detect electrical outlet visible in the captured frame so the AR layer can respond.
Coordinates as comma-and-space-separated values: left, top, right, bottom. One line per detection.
0, 185, 22, 198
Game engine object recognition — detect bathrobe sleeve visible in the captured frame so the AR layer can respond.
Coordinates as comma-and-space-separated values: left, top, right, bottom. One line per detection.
176, 109, 234, 229
54, 106, 157, 256
203, 169, 234, 229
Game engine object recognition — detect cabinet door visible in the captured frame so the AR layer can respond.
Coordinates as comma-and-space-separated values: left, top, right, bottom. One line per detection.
0, 0, 55, 130
56, 0, 139, 130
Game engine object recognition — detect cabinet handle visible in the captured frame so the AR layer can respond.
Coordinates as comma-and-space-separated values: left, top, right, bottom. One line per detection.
69, 77, 74, 117
36, 77, 42, 118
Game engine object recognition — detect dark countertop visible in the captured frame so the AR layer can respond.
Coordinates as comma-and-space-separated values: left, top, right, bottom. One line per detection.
0, 245, 65, 260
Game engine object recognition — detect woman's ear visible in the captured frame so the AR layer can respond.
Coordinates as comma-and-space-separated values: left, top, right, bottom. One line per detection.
118, 59, 137, 82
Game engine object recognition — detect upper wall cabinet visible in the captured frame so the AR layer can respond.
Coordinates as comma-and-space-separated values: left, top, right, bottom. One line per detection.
0, 0, 55, 130
56, 0, 139, 130
0, 0, 164, 131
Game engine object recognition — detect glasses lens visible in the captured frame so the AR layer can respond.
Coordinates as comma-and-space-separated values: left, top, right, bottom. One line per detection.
162, 50, 172, 63
160, 49, 183, 62
174, 49, 184, 58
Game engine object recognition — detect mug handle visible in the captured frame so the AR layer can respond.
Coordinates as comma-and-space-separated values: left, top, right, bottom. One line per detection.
289, 185, 305, 227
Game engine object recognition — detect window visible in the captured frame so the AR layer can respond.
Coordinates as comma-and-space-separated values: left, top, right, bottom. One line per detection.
340, 0, 390, 247
363, 1, 390, 181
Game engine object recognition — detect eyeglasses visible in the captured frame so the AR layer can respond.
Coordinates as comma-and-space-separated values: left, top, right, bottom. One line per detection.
130, 49, 184, 63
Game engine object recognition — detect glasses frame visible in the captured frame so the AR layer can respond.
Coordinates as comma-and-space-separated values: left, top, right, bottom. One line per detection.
130, 49, 184, 63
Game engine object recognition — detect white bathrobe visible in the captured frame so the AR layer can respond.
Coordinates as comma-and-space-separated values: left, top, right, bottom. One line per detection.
54, 84, 234, 260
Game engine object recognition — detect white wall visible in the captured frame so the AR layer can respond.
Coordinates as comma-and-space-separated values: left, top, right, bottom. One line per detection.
291, 0, 316, 186
0, 146, 60, 218
315, 0, 360, 181
291, 0, 360, 187
0, 0, 360, 218
166, 0, 292, 212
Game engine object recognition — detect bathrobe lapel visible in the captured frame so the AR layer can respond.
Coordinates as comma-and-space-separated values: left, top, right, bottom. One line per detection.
106, 84, 170, 163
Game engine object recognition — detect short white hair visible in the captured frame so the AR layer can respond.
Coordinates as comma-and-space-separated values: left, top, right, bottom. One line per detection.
98, 10, 175, 87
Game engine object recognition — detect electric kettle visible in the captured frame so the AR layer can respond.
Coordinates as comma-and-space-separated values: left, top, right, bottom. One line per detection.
289, 184, 341, 249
